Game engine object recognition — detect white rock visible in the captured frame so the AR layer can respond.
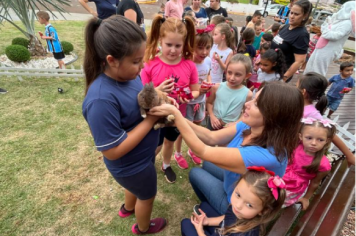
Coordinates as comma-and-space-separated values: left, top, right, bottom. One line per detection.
0, 53, 75, 69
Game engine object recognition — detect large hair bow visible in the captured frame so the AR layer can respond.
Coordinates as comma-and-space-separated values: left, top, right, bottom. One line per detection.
196, 24, 215, 34
267, 176, 286, 200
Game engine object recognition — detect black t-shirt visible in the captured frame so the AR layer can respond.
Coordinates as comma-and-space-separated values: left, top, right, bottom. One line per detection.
205, 7, 228, 20
117, 0, 144, 25
271, 24, 309, 68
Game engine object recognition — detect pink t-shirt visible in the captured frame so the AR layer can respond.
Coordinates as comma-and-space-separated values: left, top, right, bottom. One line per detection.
303, 105, 323, 120
141, 56, 199, 115
165, 0, 184, 19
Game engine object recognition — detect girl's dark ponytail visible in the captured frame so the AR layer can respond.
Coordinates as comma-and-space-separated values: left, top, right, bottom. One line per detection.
274, 49, 286, 79
298, 72, 328, 115
84, 18, 102, 94
237, 27, 254, 54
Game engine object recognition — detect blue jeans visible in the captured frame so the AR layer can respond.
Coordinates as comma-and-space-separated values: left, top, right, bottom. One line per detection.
189, 161, 229, 215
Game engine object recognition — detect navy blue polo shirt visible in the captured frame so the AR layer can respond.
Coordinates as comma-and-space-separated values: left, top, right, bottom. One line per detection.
82, 74, 159, 177
89, 0, 117, 19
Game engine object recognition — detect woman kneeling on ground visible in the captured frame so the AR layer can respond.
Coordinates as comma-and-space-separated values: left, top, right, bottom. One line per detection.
149, 82, 304, 214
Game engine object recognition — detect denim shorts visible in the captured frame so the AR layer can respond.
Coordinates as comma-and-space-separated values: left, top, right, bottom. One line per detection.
113, 161, 157, 200
186, 102, 206, 123
327, 95, 342, 111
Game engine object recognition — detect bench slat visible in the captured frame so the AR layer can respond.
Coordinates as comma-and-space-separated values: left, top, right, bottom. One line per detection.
315, 165, 355, 236
290, 160, 349, 236
265, 204, 302, 236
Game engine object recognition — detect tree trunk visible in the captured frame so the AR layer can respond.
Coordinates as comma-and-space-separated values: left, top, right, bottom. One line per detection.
28, 35, 46, 56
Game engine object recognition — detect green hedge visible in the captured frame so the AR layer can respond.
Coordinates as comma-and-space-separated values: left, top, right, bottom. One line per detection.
61, 41, 74, 55
12, 37, 29, 48
5, 45, 31, 62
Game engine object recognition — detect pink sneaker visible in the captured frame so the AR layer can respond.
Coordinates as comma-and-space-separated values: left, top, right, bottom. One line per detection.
131, 218, 167, 234
187, 149, 202, 165
118, 204, 134, 218
174, 152, 188, 169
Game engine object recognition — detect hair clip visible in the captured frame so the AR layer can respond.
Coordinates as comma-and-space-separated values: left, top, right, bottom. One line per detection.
301, 117, 316, 124
319, 119, 336, 128
196, 24, 215, 34
267, 176, 286, 200
247, 166, 275, 176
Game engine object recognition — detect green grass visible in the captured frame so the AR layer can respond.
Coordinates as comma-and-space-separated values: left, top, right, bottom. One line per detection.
0, 21, 199, 235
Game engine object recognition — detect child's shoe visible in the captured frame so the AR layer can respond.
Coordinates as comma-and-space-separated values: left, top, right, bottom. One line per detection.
187, 149, 202, 165
131, 218, 167, 234
174, 152, 188, 169
118, 204, 134, 218
161, 165, 176, 183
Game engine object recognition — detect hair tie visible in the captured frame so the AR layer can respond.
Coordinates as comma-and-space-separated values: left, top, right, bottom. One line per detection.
182, 18, 186, 24
95, 18, 102, 26
160, 17, 166, 23
267, 176, 286, 200
275, 48, 278, 52
196, 24, 214, 34
247, 166, 275, 176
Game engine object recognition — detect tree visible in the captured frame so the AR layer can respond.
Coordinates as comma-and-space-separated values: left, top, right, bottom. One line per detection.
0, 0, 70, 56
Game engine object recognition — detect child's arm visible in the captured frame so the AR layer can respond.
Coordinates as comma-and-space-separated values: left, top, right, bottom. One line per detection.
214, 51, 233, 71
207, 70, 212, 83
102, 115, 159, 160
332, 135, 355, 166
206, 85, 222, 129
298, 170, 330, 210
190, 83, 200, 100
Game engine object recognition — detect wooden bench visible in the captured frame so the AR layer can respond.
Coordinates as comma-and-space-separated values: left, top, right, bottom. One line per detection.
266, 157, 355, 236
266, 117, 355, 236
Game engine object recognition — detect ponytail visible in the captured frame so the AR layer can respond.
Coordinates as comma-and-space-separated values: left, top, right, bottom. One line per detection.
298, 72, 328, 115
84, 18, 102, 94
144, 15, 165, 63
83, 15, 146, 94
183, 16, 196, 60
237, 27, 254, 54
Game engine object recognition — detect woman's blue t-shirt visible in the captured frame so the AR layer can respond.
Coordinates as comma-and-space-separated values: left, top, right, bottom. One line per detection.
224, 122, 288, 202
184, 6, 208, 18
82, 74, 159, 177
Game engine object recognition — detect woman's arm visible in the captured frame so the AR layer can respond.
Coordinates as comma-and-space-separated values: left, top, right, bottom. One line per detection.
298, 170, 329, 210
332, 135, 355, 166
283, 54, 306, 81
78, 0, 98, 17
102, 115, 158, 160
124, 9, 137, 23
149, 104, 247, 174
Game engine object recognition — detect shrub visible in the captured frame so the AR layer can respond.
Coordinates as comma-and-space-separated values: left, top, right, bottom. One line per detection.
5, 45, 31, 62
61, 41, 74, 55
12, 37, 30, 48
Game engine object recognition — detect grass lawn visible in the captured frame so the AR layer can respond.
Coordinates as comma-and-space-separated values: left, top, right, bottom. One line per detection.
0, 21, 199, 235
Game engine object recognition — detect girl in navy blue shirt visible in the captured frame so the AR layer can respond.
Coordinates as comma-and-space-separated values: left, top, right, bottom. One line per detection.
82, 15, 166, 234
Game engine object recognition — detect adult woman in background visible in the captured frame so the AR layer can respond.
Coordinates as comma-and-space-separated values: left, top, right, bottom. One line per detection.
117, 0, 145, 28
78, 0, 117, 19
149, 82, 304, 214
184, 0, 207, 19
271, 0, 312, 82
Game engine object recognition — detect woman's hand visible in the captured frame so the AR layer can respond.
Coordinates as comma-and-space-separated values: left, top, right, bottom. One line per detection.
210, 115, 222, 130
157, 79, 174, 94
298, 197, 310, 210
167, 96, 179, 109
148, 103, 178, 117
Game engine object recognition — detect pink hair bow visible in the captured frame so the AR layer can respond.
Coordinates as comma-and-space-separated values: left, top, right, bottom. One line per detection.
319, 119, 335, 128
301, 117, 316, 124
267, 176, 286, 200
196, 24, 215, 34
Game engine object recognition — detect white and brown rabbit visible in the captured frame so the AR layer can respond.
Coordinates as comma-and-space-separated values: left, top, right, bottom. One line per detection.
137, 82, 175, 130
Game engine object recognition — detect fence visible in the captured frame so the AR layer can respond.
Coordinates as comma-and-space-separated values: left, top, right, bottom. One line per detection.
0, 64, 84, 81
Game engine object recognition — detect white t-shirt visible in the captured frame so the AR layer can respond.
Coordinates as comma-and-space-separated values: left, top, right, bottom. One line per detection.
257, 68, 280, 82
210, 44, 232, 84
189, 57, 211, 104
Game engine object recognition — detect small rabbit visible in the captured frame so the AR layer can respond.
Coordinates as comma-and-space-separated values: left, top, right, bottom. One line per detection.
137, 82, 175, 130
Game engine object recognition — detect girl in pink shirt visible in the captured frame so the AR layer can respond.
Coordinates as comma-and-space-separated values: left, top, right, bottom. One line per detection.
165, 0, 186, 19
141, 15, 199, 183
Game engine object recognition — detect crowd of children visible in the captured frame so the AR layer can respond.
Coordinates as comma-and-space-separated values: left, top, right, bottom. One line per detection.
76, 5, 355, 235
